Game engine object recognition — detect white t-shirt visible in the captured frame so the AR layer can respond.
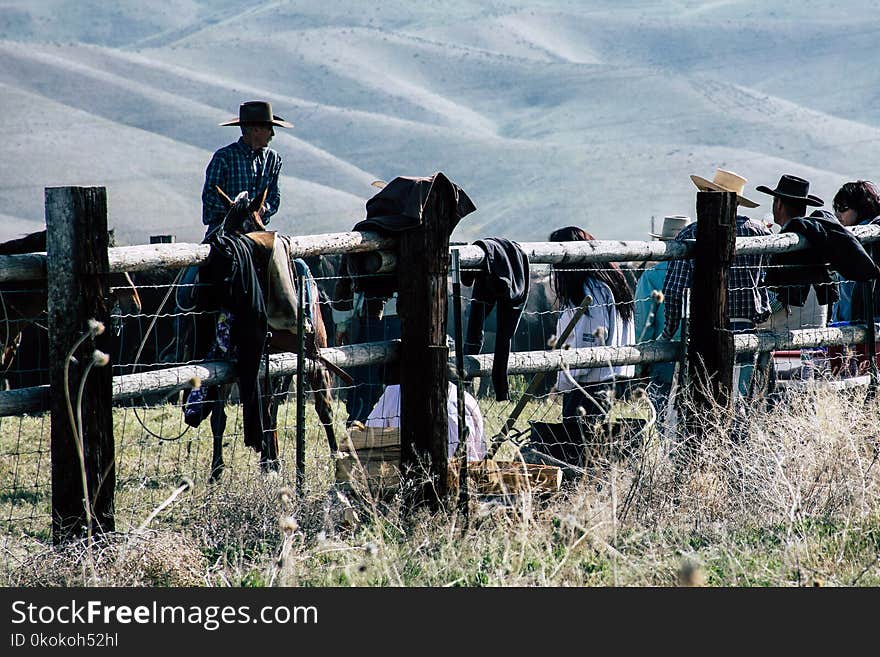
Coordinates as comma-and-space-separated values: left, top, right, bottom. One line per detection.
555, 277, 635, 391
365, 382, 487, 460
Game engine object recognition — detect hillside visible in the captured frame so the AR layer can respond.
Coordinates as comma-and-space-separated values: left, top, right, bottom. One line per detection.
0, 1, 878, 245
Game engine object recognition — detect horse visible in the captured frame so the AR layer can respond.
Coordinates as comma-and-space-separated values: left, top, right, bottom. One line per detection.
0, 229, 142, 390
193, 187, 349, 480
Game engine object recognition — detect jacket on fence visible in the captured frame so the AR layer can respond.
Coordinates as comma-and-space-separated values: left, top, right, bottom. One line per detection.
337, 173, 476, 312
355, 173, 476, 234
764, 210, 880, 309
198, 233, 272, 452
461, 237, 530, 401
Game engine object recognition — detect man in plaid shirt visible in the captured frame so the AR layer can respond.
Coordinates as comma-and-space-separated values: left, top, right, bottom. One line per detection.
201, 100, 294, 239
662, 169, 772, 343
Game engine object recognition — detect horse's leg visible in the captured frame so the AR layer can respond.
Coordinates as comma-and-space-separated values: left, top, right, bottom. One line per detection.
209, 385, 228, 482
0, 330, 23, 391
309, 363, 339, 455
309, 301, 340, 456
260, 375, 281, 473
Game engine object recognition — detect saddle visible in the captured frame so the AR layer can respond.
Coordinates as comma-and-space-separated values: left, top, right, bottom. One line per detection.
243, 231, 352, 385
243, 231, 312, 335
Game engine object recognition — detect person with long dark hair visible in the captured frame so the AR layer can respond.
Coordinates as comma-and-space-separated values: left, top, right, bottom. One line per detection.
549, 226, 635, 422
832, 180, 880, 323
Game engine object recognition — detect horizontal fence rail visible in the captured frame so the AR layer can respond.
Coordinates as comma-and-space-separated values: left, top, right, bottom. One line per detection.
460, 325, 871, 378
0, 253, 46, 282
0, 340, 400, 417
0, 231, 398, 282
4, 225, 880, 283
112, 340, 400, 402
458, 224, 880, 265
0, 323, 874, 417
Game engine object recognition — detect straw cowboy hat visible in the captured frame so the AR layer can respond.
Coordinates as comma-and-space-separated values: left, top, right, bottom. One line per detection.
755, 174, 824, 207
690, 168, 760, 208
650, 215, 693, 240
219, 100, 294, 128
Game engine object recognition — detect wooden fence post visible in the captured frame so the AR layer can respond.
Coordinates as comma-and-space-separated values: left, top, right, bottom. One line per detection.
46, 186, 115, 544
397, 174, 456, 509
686, 190, 736, 424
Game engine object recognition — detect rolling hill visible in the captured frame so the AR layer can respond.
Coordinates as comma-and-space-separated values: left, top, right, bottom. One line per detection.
1, 0, 878, 245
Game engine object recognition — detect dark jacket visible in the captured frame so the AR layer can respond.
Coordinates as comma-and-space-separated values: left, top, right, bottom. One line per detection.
355, 172, 476, 234
345, 172, 476, 303
764, 210, 880, 308
462, 238, 530, 401
201, 233, 272, 451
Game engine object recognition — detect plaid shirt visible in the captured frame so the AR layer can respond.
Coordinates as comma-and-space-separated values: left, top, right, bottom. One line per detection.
662, 215, 772, 338
201, 138, 283, 234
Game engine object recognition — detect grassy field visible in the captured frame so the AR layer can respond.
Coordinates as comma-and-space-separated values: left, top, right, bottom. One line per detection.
1, 382, 879, 587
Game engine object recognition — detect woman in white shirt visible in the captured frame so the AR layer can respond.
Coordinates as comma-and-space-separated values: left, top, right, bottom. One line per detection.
365, 382, 487, 460
549, 226, 636, 422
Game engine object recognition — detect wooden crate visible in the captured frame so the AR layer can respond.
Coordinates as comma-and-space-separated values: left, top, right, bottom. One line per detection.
335, 427, 402, 492
449, 460, 562, 496
336, 427, 562, 497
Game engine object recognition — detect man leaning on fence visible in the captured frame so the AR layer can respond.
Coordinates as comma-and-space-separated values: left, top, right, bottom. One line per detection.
662, 169, 772, 397
758, 175, 880, 378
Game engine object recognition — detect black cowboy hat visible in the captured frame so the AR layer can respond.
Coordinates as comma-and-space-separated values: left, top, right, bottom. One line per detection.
219, 100, 294, 128
756, 174, 823, 207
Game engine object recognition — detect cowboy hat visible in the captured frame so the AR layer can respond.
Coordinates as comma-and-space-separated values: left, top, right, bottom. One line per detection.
755, 174, 823, 207
650, 215, 693, 240
219, 100, 294, 128
690, 168, 760, 208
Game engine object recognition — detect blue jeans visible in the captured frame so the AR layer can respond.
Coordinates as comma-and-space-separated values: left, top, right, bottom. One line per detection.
730, 319, 757, 400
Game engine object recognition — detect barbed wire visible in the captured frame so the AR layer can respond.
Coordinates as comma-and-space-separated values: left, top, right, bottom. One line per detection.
5, 238, 880, 568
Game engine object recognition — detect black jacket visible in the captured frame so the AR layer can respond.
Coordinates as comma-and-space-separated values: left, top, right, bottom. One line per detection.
345, 172, 476, 303
462, 238, 530, 401
764, 210, 880, 308
355, 172, 476, 234
202, 233, 271, 451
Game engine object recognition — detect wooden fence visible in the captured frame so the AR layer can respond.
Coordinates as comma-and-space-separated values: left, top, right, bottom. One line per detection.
2, 186, 880, 542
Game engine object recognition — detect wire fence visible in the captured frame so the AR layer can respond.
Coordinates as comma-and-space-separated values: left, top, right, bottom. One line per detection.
2, 226, 880, 571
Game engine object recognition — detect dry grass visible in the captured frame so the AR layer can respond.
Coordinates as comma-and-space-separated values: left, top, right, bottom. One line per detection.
9, 529, 207, 586
2, 383, 880, 587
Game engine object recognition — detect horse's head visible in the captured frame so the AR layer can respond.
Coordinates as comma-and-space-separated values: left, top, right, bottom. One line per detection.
216, 186, 268, 236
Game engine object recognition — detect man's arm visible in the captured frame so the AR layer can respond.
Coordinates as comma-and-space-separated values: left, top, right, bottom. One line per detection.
201, 153, 228, 227
662, 258, 690, 339
660, 224, 697, 339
